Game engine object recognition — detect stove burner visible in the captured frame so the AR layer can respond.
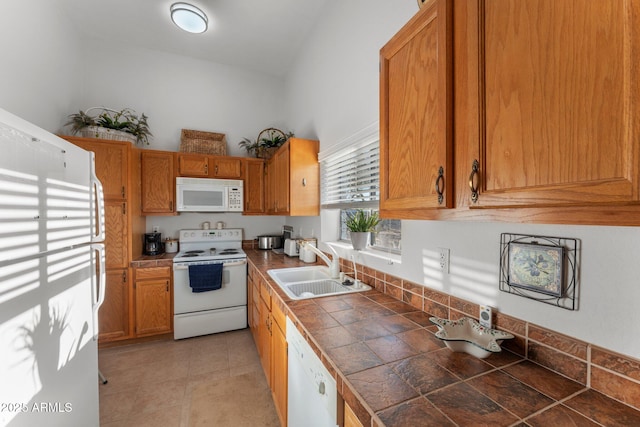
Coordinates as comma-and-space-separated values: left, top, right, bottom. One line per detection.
219, 249, 239, 254
185, 250, 204, 254
181, 253, 200, 258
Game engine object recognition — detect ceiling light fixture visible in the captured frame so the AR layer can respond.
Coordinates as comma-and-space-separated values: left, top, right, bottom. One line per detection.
170, 2, 208, 34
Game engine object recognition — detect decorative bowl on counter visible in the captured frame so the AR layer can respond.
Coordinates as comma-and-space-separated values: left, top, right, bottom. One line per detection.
429, 317, 514, 359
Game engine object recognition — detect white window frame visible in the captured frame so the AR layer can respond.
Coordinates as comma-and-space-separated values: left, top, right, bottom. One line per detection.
319, 123, 401, 254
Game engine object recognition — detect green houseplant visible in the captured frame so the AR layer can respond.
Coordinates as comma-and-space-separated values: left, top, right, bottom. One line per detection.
345, 210, 380, 250
238, 128, 294, 158
65, 107, 152, 145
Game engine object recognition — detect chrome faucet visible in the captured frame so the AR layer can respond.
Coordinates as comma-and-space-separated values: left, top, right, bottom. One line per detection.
300, 241, 340, 279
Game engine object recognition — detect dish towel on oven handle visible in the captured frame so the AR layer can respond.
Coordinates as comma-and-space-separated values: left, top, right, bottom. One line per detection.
188, 263, 223, 292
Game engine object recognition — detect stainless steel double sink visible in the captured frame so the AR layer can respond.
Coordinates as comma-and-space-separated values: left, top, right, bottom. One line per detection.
267, 266, 371, 300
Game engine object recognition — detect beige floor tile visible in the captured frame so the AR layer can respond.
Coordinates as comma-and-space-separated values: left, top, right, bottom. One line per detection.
141, 358, 191, 384
98, 328, 275, 427
125, 404, 183, 427
99, 389, 137, 424
133, 378, 187, 414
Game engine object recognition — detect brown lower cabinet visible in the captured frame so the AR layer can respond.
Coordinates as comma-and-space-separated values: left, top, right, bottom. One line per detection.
344, 402, 364, 427
249, 264, 287, 426
98, 268, 132, 341
134, 266, 172, 337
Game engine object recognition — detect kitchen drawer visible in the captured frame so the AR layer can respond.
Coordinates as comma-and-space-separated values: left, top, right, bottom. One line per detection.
135, 266, 171, 281
259, 277, 272, 309
271, 297, 286, 332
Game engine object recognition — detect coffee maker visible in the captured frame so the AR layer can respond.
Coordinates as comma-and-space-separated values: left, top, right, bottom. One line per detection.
143, 232, 164, 255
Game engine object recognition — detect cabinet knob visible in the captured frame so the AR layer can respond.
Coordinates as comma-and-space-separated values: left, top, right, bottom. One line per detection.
435, 166, 445, 205
302, 178, 307, 187
469, 159, 480, 203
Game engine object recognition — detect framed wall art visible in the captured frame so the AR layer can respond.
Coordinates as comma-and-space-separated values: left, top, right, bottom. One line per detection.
507, 242, 563, 296
499, 233, 579, 310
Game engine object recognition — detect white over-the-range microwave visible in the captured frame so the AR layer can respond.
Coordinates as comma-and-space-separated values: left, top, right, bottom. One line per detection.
176, 177, 243, 212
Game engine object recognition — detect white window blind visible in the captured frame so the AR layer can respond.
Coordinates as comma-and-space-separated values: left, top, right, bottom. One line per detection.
320, 131, 379, 209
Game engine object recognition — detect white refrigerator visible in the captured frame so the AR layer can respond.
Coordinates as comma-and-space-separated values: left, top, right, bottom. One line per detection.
0, 109, 105, 427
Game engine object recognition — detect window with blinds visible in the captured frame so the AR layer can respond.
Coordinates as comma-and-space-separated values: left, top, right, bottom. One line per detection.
319, 126, 401, 253
320, 139, 379, 209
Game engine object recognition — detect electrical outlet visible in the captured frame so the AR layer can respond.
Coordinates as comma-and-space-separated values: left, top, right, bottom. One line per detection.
438, 247, 450, 273
152, 225, 160, 233
479, 305, 492, 329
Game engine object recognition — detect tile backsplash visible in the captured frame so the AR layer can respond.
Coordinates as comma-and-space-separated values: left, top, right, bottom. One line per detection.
340, 257, 640, 412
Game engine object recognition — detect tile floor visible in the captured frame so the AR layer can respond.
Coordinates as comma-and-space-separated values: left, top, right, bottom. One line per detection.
97, 328, 269, 426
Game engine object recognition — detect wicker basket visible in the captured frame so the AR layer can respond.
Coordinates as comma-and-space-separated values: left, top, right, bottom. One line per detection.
255, 128, 287, 160
80, 126, 136, 144
179, 129, 227, 155
256, 146, 279, 160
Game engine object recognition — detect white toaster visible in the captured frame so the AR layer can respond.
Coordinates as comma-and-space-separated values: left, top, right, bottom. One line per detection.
284, 238, 300, 256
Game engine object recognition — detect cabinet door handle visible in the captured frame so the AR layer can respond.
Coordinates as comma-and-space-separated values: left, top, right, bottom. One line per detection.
435, 166, 445, 205
170, 200, 173, 211
121, 186, 125, 198
122, 202, 127, 215
469, 159, 480, 203
204, 164, 208, 174
215, 165, 219, 175
166, 281, 169, 292
302, 178, 307, 187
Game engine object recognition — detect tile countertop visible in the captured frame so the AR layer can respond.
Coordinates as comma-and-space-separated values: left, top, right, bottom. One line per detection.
130, 252, 176, 268
245, 249, 640, 427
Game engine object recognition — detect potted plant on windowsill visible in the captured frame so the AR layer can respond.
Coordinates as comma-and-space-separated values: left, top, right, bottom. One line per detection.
65, 107, 152, 145
346, 210, 380, 250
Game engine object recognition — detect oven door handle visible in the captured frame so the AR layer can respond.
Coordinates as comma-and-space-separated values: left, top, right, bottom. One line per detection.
173, 260, 247, 270
222, 260, 247, 267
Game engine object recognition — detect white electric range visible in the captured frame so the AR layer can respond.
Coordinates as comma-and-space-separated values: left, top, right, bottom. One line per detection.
173, 229, 247, 340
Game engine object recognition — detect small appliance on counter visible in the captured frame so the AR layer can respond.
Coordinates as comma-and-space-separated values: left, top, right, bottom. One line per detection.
257, 234, 283, 250
299, 239, 318, 263
144, 232, 164, 255
281, 225, 296, 255
284, 238, 300, 256
165, 238, 179, 253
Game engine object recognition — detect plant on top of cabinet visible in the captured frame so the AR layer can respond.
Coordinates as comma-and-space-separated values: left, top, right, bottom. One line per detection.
65, 107, 152, 145
238, 127, 294, 159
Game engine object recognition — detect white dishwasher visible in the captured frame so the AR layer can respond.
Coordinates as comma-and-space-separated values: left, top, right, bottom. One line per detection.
286, 317, 338, 427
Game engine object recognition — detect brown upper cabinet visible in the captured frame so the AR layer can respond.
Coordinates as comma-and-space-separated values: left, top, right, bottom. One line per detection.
141, 150, 176, 215
265, 138, 319, 216
211, 157, 242, 178
69, 137, 130, 201
243, 158, 266, 214
380, 0, 453, 213
177, 153, 243, 179
381, 0, 640, 225
178, 153, 208, 177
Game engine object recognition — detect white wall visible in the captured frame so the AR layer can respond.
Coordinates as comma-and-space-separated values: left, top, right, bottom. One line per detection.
147, 213, 286, 242
283, 0, 640, 359
0, 1, 82, 131
75, 42, 287, 155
